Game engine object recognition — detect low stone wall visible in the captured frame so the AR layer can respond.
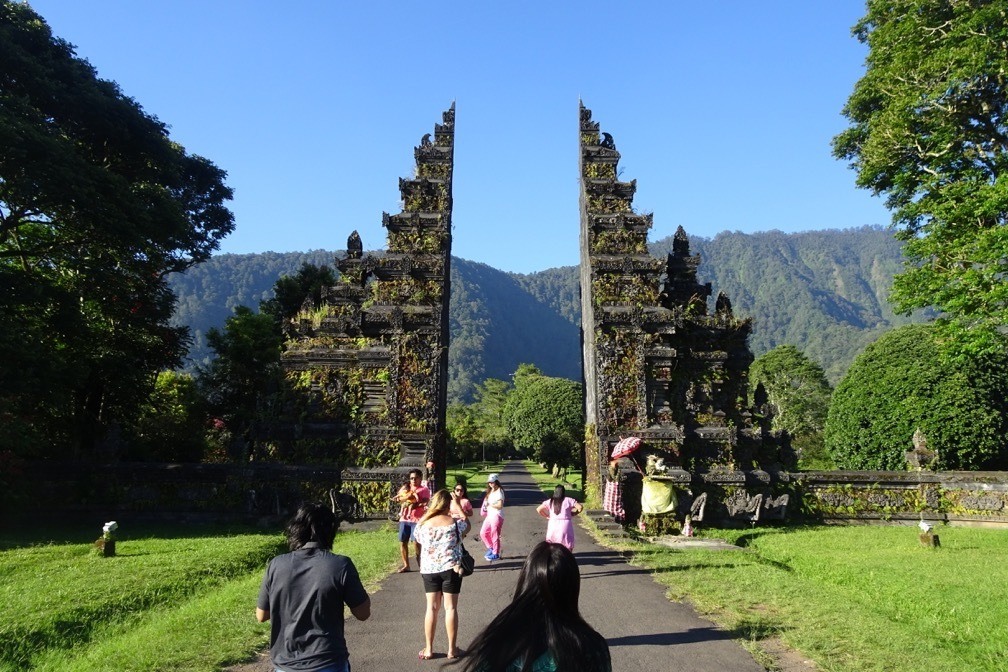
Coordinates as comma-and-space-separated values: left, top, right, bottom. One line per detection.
794, 470, 1008, 526
613, 468, 1008, 531
5, 462, 407, 524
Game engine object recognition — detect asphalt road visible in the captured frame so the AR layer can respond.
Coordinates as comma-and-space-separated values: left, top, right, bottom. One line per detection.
342, 461, 764, 671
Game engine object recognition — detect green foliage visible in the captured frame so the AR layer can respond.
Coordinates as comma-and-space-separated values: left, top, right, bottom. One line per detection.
259, 263, 336, 325
125, 371, 207, 462
199, 306, 282, 460
749, 345, 832, 469
446, 378, 513, 463
833, 0, 1008, 357
502, 367, 584, 469
824, 324, 1008, 470
446, 403, 482, 462
0, 3, 234, 460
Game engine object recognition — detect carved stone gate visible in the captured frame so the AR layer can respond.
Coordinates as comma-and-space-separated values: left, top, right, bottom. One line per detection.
578, 103, 795, 529
272, 105, 455, 517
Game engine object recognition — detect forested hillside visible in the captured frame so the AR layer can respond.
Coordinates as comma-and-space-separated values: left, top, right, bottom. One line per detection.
169, 226, 920, 402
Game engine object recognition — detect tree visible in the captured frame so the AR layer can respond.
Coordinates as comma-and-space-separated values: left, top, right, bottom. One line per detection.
0, 3, 234, 458
260, 263, 337, 325
446, 403, 481, 463
199, 307, 282, 461
824, 324, 1008, 471
471, 378, 513, 459
125, 371, 207, 462
832, 0, 1008, 357
749, 345, 833, 469
502, 367, 583, 469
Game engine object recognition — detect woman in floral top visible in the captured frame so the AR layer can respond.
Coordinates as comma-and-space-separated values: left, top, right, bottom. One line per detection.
414, 489, 471, 660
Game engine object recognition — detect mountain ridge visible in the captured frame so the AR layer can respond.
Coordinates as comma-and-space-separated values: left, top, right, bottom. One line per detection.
169, 226, 919, 402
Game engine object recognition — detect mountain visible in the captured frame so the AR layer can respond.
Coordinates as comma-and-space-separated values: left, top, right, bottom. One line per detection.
168, 226, 919, 402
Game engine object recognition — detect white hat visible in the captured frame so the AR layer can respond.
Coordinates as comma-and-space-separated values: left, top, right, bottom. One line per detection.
487, 473, 500, 483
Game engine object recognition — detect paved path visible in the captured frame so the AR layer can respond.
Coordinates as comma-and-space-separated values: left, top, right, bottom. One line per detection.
344, 461, 763, 671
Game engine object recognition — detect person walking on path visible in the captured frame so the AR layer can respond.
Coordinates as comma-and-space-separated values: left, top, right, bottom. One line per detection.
338, 460, 765, 672
256, 503, 371, 672
479, 473, 505, 561
536, 484, 583, 551
414, 490, 472, 660
395, 468, 430, 573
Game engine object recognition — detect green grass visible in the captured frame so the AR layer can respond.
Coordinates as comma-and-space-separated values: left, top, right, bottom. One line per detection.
0, 523, 397, 671
588, 523, 1008, 672
445, 460, 506, 492
523, 460, 584, 500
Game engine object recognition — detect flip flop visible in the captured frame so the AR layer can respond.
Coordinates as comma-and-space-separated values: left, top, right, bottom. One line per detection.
418, 650, 433, 660
397, 566, 410, 573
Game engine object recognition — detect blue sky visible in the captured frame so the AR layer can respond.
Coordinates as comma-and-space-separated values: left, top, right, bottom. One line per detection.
30, 1, 890, 274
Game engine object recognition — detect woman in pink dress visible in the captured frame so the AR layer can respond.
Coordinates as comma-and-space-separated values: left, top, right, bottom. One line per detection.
536, 485, 583, 551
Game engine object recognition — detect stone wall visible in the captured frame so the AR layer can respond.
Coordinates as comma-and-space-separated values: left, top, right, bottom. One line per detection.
8, 461, 374, 524
795, 470, 1008, 526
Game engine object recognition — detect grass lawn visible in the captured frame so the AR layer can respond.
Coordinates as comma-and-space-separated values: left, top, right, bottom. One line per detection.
522, 460, 584, 500
444, 460, 506, 493
0, 522, 396, 671
588, 522, 1008, 672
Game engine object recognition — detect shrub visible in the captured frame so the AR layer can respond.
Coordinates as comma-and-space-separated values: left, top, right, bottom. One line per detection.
824, 324, 1008, 470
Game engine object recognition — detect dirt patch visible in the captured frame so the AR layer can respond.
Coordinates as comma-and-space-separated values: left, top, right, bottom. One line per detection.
758, 637, 820, 672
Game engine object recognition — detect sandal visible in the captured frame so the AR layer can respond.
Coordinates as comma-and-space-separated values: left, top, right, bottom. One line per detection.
418, 650, 433, 660
396, 566, 410, 573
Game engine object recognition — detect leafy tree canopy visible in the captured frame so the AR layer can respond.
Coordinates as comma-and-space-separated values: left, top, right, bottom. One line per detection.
502, 366, 583, 469
750, 345, 834, 470
199, 306, 282, 460
0, 2, 233, 458
833, 0, 1008, 356
260, 263, 336, 325
824, 323, 1008, 471
749, 345, 832, 438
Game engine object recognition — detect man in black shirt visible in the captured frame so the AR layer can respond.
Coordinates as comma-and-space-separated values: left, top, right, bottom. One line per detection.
257, 504, 371, 672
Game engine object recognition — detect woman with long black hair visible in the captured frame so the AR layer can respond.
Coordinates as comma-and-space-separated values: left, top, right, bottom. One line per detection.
461, 541, 611, 672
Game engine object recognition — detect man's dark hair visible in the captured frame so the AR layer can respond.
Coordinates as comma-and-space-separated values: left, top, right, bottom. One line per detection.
285, 503, 337, 551
408, 468, 422, 479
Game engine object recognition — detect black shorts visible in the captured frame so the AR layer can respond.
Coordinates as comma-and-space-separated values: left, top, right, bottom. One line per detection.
422, 569, 462, 594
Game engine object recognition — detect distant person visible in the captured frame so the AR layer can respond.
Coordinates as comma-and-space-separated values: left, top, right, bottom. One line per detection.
394, 468, 430, 572
451, 482, 474, 520
536, 485, 583, 551
423, 459, 437, 493
462, 541, 611, 672
414, 489, 472, 660
479, 473, 505, 561
256, 503, 371, 672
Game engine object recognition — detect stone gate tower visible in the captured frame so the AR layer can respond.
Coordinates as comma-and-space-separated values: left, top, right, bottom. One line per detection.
274, 105, 455, 517
578, 103, 794, 528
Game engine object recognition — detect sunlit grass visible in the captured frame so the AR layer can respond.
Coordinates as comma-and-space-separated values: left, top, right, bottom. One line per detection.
523, 460, 584, 500
588, 522, 1008, 672
0, 523, 396, 671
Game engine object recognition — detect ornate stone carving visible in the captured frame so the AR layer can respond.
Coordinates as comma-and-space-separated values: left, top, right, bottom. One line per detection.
273, 105, 455, 512
579, 103, 792, 528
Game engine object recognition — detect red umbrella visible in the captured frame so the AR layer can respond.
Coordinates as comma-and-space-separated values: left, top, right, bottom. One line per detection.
610, 436, 642, 460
